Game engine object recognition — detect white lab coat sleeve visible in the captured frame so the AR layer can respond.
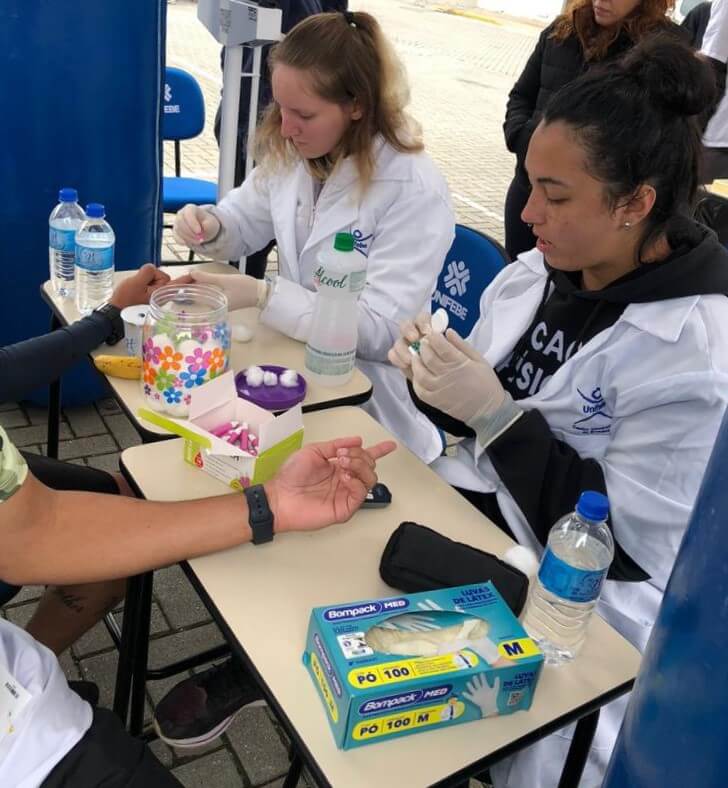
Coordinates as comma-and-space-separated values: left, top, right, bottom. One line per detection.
261, 187, 455, 359
192, 168, 276, 261
702, 0, 728, 62
596, 369, 728, 588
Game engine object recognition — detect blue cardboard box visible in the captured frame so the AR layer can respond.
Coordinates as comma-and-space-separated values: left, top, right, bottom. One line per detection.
303, 583, 544, 749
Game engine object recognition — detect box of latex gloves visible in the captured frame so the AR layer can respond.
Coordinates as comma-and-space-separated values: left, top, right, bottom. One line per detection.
303, 583, 544, 749
139, 371, 303, 490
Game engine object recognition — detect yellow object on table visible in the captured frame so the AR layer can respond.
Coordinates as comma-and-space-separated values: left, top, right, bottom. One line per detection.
94, 355, 142, 380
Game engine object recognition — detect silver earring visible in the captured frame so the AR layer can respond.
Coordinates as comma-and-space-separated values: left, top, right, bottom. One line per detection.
624, 221, 632, 229
527, 223, 534, 229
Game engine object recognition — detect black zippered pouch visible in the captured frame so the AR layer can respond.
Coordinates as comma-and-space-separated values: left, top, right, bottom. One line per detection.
379, 521, 530, 616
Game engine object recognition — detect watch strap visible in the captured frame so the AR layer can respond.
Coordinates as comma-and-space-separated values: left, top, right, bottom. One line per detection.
93, 303, 125, 346
244, 484, 274, 545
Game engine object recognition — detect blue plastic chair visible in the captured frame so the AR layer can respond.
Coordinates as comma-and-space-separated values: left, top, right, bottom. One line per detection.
163, 67, 217, 260
431, 224, 510, 338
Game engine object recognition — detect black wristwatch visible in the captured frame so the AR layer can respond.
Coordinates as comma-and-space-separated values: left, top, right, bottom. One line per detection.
93, 302, 125, 346
244, 484, 275, 545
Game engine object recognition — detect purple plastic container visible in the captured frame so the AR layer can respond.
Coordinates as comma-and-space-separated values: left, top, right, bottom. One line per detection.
235, 365, 307, 411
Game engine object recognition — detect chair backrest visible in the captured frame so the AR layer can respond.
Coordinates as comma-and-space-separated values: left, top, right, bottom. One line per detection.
163, 67, 205, 141
431, 224, 509, 338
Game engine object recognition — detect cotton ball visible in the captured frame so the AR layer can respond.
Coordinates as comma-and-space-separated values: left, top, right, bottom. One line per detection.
430, 308, 449, 335
245, 366, 264, 387
263, 370, 278, 386
279, 368, 299, 388
503, 545, 540, 578
177, 339, 203, 360
232, 324, 254, 343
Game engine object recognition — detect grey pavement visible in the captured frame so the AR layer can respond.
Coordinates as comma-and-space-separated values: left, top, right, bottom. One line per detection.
2, 2, 540, 785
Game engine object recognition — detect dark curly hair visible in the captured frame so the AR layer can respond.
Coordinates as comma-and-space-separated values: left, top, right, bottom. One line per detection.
552, 0, 674, 61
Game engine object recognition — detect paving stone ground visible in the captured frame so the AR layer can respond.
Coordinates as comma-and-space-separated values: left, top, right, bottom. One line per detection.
1, 2, 541, 784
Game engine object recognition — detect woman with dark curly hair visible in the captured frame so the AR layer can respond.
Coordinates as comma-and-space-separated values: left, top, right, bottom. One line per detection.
503, 0, 684, 260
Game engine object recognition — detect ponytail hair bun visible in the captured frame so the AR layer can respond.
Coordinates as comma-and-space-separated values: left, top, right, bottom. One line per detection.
619, 34, 716, 118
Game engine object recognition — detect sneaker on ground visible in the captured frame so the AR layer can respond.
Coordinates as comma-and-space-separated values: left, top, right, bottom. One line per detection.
153, 658, 266, 749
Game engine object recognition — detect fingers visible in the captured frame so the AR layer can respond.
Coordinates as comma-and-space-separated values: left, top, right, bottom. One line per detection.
414, 311, 433, 335
363, 440, 397, 461
399, 319, 422, 345
339, 454, 378, 491
173, 205, 209, 246
423, 331, 467, 365
388, 337, 414, 378
445, 328, 484, 362
313, 436, 364, 461
335, 440, 395, 469
187, 270, 222, 286
169, 274, 195, 286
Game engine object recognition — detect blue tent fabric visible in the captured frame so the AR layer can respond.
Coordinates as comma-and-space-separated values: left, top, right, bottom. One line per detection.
0, 1, 166, 406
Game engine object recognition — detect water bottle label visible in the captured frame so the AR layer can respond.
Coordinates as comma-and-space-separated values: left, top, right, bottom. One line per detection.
75, 244, 114, 272
49, 228, 75, 252
305, 344, 356, 376
313, 265, 366, 296
538, 548, 607, 603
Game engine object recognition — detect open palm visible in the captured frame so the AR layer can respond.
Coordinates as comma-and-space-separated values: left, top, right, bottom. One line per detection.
267, 437, 396, 534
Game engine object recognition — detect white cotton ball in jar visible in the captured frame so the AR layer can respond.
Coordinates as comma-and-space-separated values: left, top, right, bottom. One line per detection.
263, 370, 278, 386
279, 369, 299, 388
245, 366, 265, 387
232, 324, 254, 343
503, 545, 540, 578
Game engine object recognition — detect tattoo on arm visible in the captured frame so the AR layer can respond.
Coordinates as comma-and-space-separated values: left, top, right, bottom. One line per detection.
52, 588, 86, 614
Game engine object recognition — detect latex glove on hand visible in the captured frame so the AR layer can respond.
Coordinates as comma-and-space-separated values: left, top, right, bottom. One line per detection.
387, 312, 433, 380
109, 264, 171, 309
170, 269, 269, 312
412, 329, 523, 448
173, 204, 221, 248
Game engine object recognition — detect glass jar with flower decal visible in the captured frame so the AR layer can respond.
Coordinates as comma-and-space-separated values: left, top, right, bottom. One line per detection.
141, 284, 230, 417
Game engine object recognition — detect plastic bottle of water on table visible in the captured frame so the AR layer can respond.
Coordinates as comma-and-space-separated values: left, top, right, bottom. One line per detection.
75, 203, 115, 315
522, 491, 614, 664
49, 188, 85, 298
305, 232, 366, 387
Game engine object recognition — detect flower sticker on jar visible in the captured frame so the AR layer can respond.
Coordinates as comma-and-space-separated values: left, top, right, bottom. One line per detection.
141, 283, 230, 417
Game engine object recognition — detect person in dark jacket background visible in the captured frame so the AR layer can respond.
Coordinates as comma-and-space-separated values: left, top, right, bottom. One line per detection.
502, 0, 680, 260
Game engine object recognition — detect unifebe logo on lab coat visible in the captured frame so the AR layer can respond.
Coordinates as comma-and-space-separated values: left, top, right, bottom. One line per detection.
572, 387, 612, 435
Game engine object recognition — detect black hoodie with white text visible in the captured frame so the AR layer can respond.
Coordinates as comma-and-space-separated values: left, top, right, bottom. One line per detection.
411, 220, 728, 581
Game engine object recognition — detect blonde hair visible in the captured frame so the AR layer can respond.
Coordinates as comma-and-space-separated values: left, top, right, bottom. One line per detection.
254, 11, 423, 188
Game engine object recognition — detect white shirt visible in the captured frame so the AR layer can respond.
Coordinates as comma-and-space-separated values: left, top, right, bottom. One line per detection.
0, 619, 91, 787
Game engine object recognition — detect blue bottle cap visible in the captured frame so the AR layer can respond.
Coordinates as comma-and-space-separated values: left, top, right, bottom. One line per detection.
85, 203, 105, 218
576, 491, 609, 522
59, 188, 78, 202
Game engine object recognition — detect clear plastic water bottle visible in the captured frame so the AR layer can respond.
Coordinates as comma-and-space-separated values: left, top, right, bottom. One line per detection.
305, 233, 366, 387
75, 203, 115, 315
49, 188, 85, 298
522, 491, 614, 664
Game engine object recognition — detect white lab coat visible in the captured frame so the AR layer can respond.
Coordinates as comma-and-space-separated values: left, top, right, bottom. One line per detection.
432, 249, 728, 787
203, 140, 455, 462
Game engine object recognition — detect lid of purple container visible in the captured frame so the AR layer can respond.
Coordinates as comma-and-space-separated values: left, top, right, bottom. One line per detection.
235, 365, 307, 412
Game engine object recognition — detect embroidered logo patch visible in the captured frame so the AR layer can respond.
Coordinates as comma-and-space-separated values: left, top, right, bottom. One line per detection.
573, 387, 612, 434
352, 229, 374, 257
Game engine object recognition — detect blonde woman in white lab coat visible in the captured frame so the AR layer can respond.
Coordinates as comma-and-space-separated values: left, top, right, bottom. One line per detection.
390, 38, 728, 788
173, 10, 455, 463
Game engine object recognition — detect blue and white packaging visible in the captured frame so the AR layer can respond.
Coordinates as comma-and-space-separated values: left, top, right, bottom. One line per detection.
303, 583, 544, 749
